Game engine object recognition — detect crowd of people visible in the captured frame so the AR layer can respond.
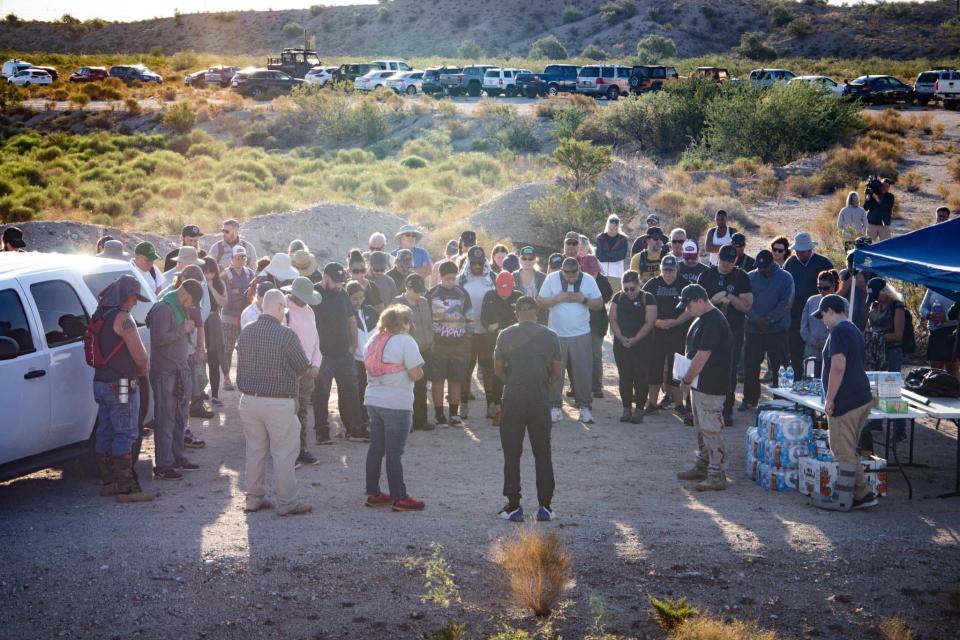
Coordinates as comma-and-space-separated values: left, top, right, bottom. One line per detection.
2, 191, 957, 517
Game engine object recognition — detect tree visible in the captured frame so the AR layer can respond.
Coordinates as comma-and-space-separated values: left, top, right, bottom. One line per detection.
530, 35, 568, 60
636, 34, 677, 64
554, 138, 612, 191
581, 44, 609, 60
458, 39, 486, 59
737, 31, 777, 61
310, 4, 325, 16
4, 13, 20, 25
283, 21, 304, 39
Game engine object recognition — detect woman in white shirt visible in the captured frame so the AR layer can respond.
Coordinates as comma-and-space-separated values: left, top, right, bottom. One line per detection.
836, 191, 868, 250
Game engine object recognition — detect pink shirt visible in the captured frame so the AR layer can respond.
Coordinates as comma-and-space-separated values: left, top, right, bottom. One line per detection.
286, 298, 322, 367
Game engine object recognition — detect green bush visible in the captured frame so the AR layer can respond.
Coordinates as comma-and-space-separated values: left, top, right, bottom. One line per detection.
554, 138, 612, 190
494, 114, 541, 153
316, 98, 385, 144
599, 0, 637, 23
552, 105, 591, 140
786, 16, 814, 38
737, 32, 777, 61
0, 80, 23, 109
675, 211, 712, 247
636, 35, 677, 64
562, 5, 583, 23
170, 50, 198, 71
385, 175, 410, 192
460, 156, 501, 185
458, 39, 486, 59
530, 35, 568, 60
163, 102, 198, 134
310, 4, 325, 16
767, 2, 794, 27
581, 44, 609, 61
283, 21, 304, 38
531, 187, 632, 249
401, 155, 428, 169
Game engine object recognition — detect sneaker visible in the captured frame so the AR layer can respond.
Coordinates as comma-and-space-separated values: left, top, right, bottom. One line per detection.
644, 403, 659, 415
347, 429, 371, 443
579, 407, 595, 424
189, 401, 215, 419
853, 492, 879, 510
449, 415, 464, 427
620, 408, 632, 423
297, 450, 320, 466
174, 459, 199, 472
434, 411, 448, 426
278, 503, 313, 516
737, 402, 755, 413
695, 475, 728, 492
658, 396, 674, 410
153, 467, 182, 481
536, 506, 555, 522
630, 408, 644, 424
183, 431, 206, 449
498, 505, 524, 522
365, 492, 393, 508
592, 390, 604, 399
392, 496, 425, 512
211, 397, 224, 407
550, 407, 563, 423
723, 414, 734, 427
676, 465, 708, 481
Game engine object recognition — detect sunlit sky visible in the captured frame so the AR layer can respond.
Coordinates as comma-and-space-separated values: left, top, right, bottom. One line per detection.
0, 0, 922, 23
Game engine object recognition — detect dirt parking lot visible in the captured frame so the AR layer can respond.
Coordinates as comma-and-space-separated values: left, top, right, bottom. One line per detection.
2, 343, 959, 639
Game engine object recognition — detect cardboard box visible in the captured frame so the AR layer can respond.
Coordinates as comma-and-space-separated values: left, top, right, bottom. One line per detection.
867, 371, 903, 398
798, 456, 888, 499
874, 397, 909, 414
861, 455, 888, 497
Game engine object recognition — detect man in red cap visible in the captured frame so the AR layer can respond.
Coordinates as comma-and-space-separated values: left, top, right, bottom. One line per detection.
481, 271, 524, 424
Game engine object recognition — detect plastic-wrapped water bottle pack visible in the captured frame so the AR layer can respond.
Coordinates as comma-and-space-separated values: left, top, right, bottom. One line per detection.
746, 410, 816, 493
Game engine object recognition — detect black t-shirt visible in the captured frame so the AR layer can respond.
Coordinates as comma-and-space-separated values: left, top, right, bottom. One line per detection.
865, 192, 894, 226
697, 266, 752, 335
358, 280, 383, 309
494, 321, 561, 401
611, 290, 656, 339
685, 307, 732, 396
643, 275, 687, 341
678, 261, 710, 286
735, 253, 756, 272
312, 285, 354, 357
822, 320, 872, 416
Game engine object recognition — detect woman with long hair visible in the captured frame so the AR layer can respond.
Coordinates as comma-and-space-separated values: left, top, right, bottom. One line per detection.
348, 249, 384, 313
769, 236, 792, 267
490, 244, 509, 274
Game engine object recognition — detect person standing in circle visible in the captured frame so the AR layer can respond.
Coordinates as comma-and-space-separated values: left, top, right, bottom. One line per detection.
609, 271, 657, 424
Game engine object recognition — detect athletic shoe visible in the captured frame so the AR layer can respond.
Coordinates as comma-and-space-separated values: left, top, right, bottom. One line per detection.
630, 408, 644, 424
579, 407, 595, 424
620, 408, 632, 423
153, 467, 182, 481
449, 415, 464, 427
189, 401, 215, 419
297, 450, 320, 466
593, 390, 604, 399
347, 429, 371, 443
550, 407, 563, 423
392, 496, 425, 511
536, 506, 555, 522
644, 403, 659, 415
853, 492, 879, 510
658, 396, 674, 409
498, 505, 524, 522
183, 431, 206, 449
365, 492, 393, 508
174, 459, 199, 472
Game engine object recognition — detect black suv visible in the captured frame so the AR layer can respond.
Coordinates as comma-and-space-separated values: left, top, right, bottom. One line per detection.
423, 66, 461, 96
842, 75, 915, 105
337, 63, 382, 83
628, 65, 680, 94
231, 69, 303, 99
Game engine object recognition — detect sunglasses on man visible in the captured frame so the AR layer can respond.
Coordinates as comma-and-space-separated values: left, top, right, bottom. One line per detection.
565, 239, 579, 245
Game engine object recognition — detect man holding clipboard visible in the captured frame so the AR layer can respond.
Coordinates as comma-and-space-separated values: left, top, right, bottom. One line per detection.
674, 284, 733, 491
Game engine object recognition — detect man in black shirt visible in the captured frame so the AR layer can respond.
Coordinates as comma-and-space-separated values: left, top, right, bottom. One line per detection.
864, 178, 894, 242
311, 262, 366, 444
784, 232, 834, 374
697, 245, 753, 425
678, 240, 709, 285
163, 225, 204, 273
731, 233, 755, 272
675, 284, 733, 492
494, 297, 562, 523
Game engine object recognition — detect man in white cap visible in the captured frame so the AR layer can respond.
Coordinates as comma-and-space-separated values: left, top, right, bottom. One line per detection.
392, 225, 432, 278
783, 231, 833, 374
209, 218, 257, 270
678, 240, 708, 286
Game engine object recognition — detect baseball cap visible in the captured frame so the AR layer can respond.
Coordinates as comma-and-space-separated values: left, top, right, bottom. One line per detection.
181, 279, 204, 305
660, 255, 678, 271
368, 251, 389, 271
323, 261, 348, 283
755, 249, 774, 269
496, 271, 515, 297
548, 253, 563, 270
467, 246, 485, 264
718, 245, 737, 263
445, 239, 459, 257
581, 255, 601, 277
256, 280, 277, 297
405, 273, 427, 293
731, 233, 746, 247
519, 246, 536, 257
2, 226, 25, 248
116, 274, 150, 303
181, 224, 203, 238
677, 284, 708, 311
396, 248, 413, 263
644, 226, 665, 241
813, 294, 847, 319
232, 245, 247, 257
459, 230, 477, 245
134, 241, 160, 261
516, 296, 538, 313
646, 213, 660, 224
682, 240, 698, 255
866, 277, 886, 305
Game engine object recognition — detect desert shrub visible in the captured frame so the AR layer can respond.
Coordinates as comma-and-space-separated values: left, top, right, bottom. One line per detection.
737, 32, 777, 61
401, 137, 449, 161
563, 4, 583, 22
498, 529, 571, 618
530, 35, 568, 60
385, 175, 410, 192
283, 21, 304, 38
458, 39, 485, 59
648, 595, 699, 631
532, 186, 632, 248
6, 204, 36, 222
401, 155, 428, 169
636, 35, 677, 64
649, 191, 688, 216
949, 156, 960, 182
552, 105, 591, 140
0, 78, 24, 109
310, 4, 324, 16
169, 50, 198, 71
554, 138, 612, 190
784, 174, 818, 197
676, 211, 712, 246
786, 16, 814, 37
669, 617, 777, 640
581, 44, 609, 61
163, 101, 198, 134
600, 0, 637, 23
864, 108, 908, 134
898, 169, 923, 193
71, 92, 91, 107
460, 156, 501, 185
880, 617, 915, 640
316, 98, 385, 144
767, 2, 794, 26
491, 113, 541, 153
124, 98, 140, 115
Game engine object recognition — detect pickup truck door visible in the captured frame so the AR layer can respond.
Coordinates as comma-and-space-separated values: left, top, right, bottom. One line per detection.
20, 275, 96, 451
0, 283, 51, 465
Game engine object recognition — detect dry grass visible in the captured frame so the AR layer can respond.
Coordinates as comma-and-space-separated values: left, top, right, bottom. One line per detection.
725, 157, 763, 180
649, 190, 689, 217
784, 174, 819, 197
691, 175, 732, 198
664, 168, 693, 190
898, 169, 924, 193
669, 618, 778, 640
949, 157, 960, 183
879, 617, 914, 640
498, 529, 572, 618
535, 93, 597, 119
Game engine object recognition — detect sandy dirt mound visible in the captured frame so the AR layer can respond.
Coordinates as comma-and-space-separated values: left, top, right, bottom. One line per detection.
468, 182, 550, 251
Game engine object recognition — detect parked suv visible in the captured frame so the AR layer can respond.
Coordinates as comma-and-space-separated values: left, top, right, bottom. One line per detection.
109, 64, 163, 84
628, 65, 681, 94
749, 68, 795, 87
422, 66, 461, 95
8, 69, 52, 87
482, 68, 532, 97
372, 60, 412, 72
0, 253, 155, 482
230, 68, 303, 98
914, 69, 954, 105
440, 65, 495, 97
576, 65, 632, 100
336, 62, 381, 83
842, 75, 914, 104
692, 67, 730, 83
69, 66, 109, 83
515, 64, 580, 97
934, 70, 960, 109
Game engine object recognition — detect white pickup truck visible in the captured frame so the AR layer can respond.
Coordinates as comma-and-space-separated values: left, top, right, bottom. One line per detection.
934, 70, 960, 109
0, 253, 156, 481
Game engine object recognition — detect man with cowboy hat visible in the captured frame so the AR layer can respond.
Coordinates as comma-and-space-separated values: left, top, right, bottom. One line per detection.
291, 249, 319, 282
282, 277, 324, 467
784, 231, 834, 375
97, 239, 131, 261
392, 225, 432, 279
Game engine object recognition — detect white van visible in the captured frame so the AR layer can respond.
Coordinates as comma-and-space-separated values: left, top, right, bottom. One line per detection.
2, 58, 33, 79
0, 253, 156, 481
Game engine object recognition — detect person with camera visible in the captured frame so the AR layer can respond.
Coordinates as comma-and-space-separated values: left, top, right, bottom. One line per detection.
864, 177, 894, 242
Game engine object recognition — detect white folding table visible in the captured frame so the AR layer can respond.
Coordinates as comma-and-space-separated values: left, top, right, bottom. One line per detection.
903, 392, 960, 499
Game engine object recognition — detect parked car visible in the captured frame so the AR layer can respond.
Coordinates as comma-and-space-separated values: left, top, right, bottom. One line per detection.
628, 65, 681, 94
515, 64, 580, 97
576, 65, 632, 100
266, 48, 321, 79
0, 253, 156, 482
440, 65, 495, 97
691, 67, 730, 83
372, 59, 412, 72
109, 64, 163, 84
354, 69, 397, 92
183, 69, 208, 86
2, 58, 33, 79
204, 65, 239, 87
304, 65, 338, 86
749, 68, 796, 87
914, 69, 955, 105
842, 75, 914, 104
231, 68, 304, 98
482, 68, 532, 97
385, 70, 424, 94
934, 70, 960, 109
337, 62, 382, 83
789, 75, 844, 95
68, 66, 109, 83
8, 69, 53, 87
32, 66, 58, 82
422, 66, 461, 95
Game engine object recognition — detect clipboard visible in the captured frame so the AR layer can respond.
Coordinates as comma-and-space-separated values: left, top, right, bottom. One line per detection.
673, 353, 698, 387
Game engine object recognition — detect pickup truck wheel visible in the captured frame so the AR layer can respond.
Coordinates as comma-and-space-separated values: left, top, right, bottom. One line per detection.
547, 84, 559, 97
606, 85, 620, 100
505, 86, 516, 98
406, 85, 417, 95
467, 82, 482, 98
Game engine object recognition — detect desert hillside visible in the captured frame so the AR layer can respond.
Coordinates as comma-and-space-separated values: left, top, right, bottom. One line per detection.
1, 0, 959, 59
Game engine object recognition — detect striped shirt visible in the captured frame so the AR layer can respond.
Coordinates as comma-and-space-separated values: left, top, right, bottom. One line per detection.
237, 314, 310, 398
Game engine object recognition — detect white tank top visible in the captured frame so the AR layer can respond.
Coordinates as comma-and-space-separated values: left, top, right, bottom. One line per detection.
709, 227, 733, 266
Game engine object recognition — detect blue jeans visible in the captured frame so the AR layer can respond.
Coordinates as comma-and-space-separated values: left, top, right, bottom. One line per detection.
94, 380, 141, 457
365, 405, 412, 500
151, 367, 190, 469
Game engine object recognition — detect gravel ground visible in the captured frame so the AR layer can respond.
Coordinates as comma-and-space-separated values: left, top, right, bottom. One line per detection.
2, 340, 959, 640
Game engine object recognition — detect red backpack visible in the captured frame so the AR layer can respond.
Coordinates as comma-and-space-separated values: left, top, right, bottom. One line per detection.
364, 332, 406, 378
83, 311, 123, 369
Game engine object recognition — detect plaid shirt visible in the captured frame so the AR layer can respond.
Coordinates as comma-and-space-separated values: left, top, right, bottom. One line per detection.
237, 314, 310, 398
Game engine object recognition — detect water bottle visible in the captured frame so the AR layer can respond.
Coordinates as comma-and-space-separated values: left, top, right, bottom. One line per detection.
786, 366, 795, 390
777, 366, 786, 388
932, 300, 943, 331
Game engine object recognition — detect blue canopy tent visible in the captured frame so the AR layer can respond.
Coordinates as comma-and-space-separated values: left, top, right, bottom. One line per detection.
853, 217, 960, 302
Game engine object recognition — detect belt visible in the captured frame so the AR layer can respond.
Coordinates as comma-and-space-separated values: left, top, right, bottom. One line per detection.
242, 391, 296, 399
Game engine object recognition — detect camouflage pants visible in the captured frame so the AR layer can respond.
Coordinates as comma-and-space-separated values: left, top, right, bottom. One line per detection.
691, 390, 726, 475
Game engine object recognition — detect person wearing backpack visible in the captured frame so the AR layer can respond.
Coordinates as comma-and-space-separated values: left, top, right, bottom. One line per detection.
89, 274, 152, 502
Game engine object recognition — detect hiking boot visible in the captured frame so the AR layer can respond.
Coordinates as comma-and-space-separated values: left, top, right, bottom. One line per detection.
189, 400, 215, 419
153, 467, 182, 481
113, 454, 154, 503
244, 499, 272, 513
392, 496, 426, 512
620, 408, 632, 423
677, 464, 709, 481
630, 408, 644, 424
278, 503, 313, 516
97, 454, 121, 497
365, 492, 393, 508
853, 492, 879, 510
696, 474, 728, 492
297, 450, 320, 466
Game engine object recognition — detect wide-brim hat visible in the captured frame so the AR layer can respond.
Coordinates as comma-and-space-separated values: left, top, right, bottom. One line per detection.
283, 276, 322, 305
172, 245, 202, 267
791, 232, 818, 252
264, 252, 300, 281
290, 249, 318, 277
394, 224, 423, 240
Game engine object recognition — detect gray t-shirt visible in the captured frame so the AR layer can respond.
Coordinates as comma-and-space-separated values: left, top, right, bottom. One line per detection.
494, 321, 561, 401
362, 333, 425, 411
